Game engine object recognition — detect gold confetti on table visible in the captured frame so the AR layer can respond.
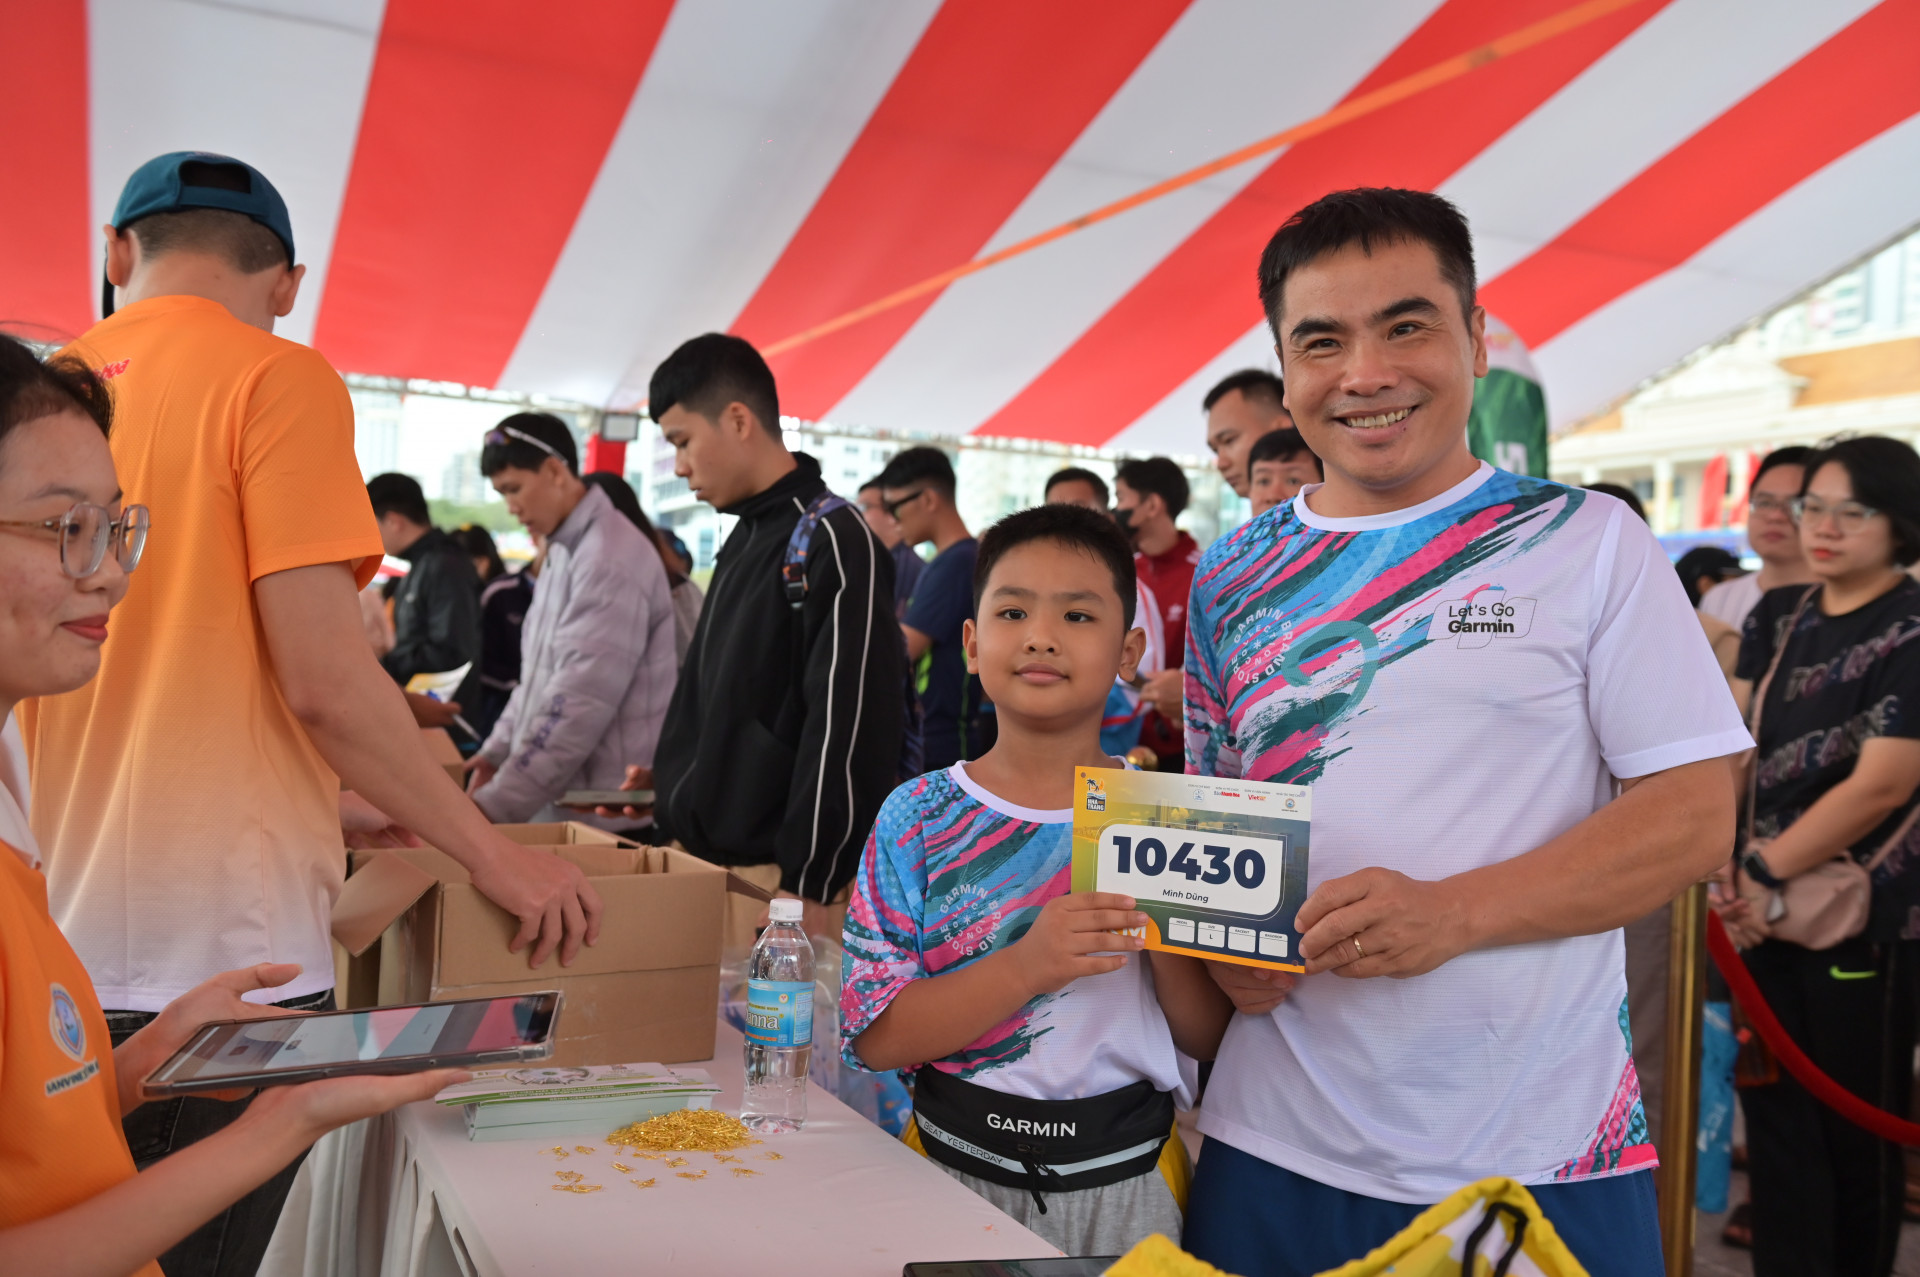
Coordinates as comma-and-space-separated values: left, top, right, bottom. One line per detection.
542, 1146, 569, 1159
729, 1168, 761, 1179
553, 1171, 584, 1184
609, 1162, 632, 1174
607, 1109, 756, 1153
758, 1152, 784, 1161
712, 1154, 740, 1164
664, 1157, 689, 1169
676, 1170, 708, 1181
630, 1178, 657, 1189
551, 1183, 603, 1194
573, 1146, 596, 1154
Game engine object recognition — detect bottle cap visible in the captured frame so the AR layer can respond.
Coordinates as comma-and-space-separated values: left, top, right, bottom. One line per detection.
768, 898, 804, 924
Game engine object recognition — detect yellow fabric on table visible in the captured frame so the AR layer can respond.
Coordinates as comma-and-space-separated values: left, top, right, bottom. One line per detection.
1105, 1177, 1591, 1277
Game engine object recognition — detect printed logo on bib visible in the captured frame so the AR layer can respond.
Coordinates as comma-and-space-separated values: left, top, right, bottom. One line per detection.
48, 982, 85, 1061
744, 979, 813, 1049
1437, 590, 1537, 649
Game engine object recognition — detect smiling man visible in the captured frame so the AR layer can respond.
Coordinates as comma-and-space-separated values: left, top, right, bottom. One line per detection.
641, 334, 903, 951
1178, 188, 1752, 1277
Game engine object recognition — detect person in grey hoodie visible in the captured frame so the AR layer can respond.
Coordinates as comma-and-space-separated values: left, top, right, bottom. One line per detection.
465, 412, 676, 830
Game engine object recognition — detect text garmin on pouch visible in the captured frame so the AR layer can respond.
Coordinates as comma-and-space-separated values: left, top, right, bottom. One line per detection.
988, 1114, 1076, 1138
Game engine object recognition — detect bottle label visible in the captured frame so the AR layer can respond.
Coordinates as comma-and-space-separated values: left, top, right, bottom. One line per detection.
744, 979, 813, 1048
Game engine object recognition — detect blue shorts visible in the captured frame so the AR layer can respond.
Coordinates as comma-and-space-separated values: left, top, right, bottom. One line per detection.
1182, 1139, 1662, 1277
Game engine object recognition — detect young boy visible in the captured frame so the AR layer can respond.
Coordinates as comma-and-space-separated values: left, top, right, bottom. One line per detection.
842, 505, 1231, 1257
1246, 427, 1323, 516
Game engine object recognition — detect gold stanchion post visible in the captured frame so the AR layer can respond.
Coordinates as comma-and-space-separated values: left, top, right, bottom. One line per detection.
1659, 883, 1708, 1277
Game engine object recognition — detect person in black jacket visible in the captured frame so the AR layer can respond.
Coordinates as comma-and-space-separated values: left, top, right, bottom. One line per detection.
366, 472, 482, 687
612, 334, 903, 947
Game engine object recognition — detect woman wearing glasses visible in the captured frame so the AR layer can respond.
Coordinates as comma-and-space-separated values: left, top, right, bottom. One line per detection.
1726, 435, 1920, 1277
0, 335, 462, 1275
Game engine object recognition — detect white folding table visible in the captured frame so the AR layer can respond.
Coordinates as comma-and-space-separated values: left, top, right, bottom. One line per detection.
262, 1019, 1059, 1277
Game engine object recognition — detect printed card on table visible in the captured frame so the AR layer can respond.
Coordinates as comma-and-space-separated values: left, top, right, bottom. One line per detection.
1071, 767, 1310, 973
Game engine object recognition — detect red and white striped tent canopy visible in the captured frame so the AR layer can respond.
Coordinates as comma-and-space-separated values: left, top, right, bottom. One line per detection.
6, 0, 1919, 452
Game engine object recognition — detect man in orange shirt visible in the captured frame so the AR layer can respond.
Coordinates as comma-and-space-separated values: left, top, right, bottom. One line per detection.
21, 152, 600, 1273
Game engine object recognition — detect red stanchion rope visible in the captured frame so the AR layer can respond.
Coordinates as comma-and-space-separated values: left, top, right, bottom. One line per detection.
1704, 909, 1920, 1146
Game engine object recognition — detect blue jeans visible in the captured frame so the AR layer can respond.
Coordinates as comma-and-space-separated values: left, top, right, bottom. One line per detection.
1183, 1138, 1663, 1277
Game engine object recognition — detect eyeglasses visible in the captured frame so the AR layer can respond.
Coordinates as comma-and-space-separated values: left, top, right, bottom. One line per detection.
1748, 494, 1794, 516
882, 488, 928, 519
484, 425, 563, 459
1790, 496, 1881, 534
0, 502, 150, 578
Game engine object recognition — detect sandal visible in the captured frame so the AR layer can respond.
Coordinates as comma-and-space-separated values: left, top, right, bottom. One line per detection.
1721, 1201, 1752, 1249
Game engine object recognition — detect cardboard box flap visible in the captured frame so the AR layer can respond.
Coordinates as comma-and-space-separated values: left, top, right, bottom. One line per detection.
332, 851, 442, 957
494, 822, 639, 848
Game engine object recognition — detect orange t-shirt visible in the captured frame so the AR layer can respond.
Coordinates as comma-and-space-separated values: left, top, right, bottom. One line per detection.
0, 840, 162, 1277
21, 295, 383, 1012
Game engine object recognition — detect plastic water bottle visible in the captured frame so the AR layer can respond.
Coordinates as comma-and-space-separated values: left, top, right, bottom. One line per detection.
742, 898, 813, 1133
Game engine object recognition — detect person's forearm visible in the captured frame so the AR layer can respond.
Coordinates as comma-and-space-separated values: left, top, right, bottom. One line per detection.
257, 566, 503, 877
0, 1109, 307, 1277
853, 951, 1035, 1073
1760, 774, 1910, 879
1146, 951, 1232, 1060
1447, 757, 1735, 950
113, 1033, 169, 1117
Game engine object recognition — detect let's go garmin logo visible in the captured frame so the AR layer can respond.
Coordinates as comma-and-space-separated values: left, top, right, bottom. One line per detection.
1437, 592, 1538, 649
988, 1113, 1076, 1138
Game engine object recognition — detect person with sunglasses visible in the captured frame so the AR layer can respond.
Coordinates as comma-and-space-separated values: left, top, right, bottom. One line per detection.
1727, 435, 1920, 1277
0, 334, 466, 1277
878, 446, 985, 771
22, 153, 602, 1273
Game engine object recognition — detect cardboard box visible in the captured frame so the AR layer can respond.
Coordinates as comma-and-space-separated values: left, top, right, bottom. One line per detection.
420, 727, 465, 787
332, 825, 769, 1066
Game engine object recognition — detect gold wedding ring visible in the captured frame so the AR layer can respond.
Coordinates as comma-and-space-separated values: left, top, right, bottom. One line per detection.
1351, 935, 1366, 960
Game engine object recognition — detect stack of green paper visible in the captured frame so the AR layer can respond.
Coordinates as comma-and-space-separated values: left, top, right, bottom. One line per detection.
434, 1063, 721, 1143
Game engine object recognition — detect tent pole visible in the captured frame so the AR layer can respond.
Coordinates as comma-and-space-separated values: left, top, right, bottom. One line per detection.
1659, 883, 1707, 1276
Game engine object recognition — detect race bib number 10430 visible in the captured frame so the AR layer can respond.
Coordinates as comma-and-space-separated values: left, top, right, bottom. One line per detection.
1094, 824, 1286, 919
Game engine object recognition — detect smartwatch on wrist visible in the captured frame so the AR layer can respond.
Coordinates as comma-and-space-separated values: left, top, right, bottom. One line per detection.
1741, 847, 1784, 890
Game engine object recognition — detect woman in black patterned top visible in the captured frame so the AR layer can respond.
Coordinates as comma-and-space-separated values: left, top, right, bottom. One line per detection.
1730, 435, 1920, 1277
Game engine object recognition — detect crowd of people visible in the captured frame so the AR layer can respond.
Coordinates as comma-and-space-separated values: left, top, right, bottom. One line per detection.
5, 149, 1920, 1277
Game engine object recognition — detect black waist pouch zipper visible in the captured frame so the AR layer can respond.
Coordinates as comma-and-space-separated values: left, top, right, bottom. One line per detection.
911, 1068, 1174, 1214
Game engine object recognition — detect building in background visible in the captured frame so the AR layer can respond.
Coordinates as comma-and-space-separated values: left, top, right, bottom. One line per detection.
1551, 225, 1920, 548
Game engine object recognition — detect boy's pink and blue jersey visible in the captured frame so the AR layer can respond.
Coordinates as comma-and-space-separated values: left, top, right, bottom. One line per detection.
1184, 463, 1749, 1204
842, 762, 1188, 1103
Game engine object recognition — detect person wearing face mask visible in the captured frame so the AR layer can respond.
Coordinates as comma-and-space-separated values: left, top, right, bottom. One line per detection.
0, 335, 464, 1277
1724, 436, 1920, 1277
1113, 458, 1198, 773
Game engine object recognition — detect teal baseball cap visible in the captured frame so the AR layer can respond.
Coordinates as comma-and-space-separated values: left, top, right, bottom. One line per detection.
104, 152, 295, 317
